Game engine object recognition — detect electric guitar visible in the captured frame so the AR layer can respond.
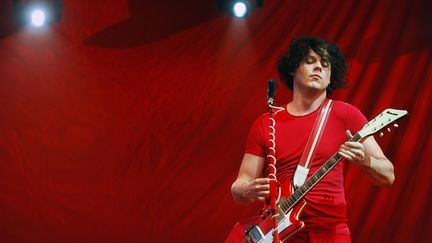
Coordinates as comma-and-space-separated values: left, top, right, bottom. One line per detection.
226, 108, 408, 243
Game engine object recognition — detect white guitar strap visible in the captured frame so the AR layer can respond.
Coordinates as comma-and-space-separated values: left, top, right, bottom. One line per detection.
293, 99, 333, 188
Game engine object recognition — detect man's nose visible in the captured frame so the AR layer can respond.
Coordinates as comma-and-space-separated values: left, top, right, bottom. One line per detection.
313, 62, 323, 72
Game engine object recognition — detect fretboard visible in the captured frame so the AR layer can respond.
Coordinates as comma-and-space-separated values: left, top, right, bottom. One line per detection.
276, 133, 362, 214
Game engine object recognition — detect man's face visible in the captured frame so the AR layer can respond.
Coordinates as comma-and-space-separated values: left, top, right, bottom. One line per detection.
292, 49, 331, 92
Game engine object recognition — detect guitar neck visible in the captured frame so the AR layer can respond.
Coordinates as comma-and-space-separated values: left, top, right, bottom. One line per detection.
277, 132, 362, 214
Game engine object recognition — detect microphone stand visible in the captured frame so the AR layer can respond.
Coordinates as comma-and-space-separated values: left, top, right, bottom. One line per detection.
267, 84, 281, 243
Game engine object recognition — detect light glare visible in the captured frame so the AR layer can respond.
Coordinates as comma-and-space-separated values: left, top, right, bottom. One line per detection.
233, 2, 248, 18
31, 9, 46, 27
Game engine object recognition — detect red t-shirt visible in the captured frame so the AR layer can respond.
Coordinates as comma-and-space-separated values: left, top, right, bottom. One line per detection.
245, 100, 367, 235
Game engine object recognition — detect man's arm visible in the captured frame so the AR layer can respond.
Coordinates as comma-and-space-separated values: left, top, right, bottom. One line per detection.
231, 153, 270, 204
339, 130, 395, 187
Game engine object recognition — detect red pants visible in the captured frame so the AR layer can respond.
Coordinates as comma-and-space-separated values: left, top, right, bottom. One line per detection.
288, 231, 351, 243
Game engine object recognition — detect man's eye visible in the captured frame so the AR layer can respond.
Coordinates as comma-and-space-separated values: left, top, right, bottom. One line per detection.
322, 60, 330, 68
305, 57, 314, 63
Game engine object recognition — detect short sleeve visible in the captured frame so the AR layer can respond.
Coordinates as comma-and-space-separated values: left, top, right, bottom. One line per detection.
345, 104, 368, 134
244, 114, 267, 158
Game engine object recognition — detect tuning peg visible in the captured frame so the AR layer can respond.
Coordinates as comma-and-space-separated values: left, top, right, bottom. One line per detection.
380, 132, 384, 137
394, 123, 399, 128
387, 128, 391, 132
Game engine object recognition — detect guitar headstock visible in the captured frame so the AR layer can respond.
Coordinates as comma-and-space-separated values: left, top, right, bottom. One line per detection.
358, 108, 408, 138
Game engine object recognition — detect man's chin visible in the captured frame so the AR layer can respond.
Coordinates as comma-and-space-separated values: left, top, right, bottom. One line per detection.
308, 83, 325, 90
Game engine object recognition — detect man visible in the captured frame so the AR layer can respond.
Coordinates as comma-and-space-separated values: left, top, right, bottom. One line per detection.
231, 37, 394, 242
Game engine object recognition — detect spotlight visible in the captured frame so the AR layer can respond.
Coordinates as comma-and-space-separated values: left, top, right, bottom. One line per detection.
12, 0, 62, 28
31, 9, 46, 27
217, 0, 264, 18
232, 1, 248, 18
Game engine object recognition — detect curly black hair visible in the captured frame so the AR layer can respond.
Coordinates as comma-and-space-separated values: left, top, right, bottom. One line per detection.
277, 36, 348, 95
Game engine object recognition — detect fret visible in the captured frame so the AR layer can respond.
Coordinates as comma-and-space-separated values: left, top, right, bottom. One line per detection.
281, 199, 289, 210
322, 166, 327, 173
278, 198, 286, 206
278, 198, 285, 208
292, 191, 299, 201
288, 196, 295, 207
306, 179, 312, 188
332, 159, 337, 166
299, 186, 306, 194
279, 203, 286, 212
294, 191, 304, 202
297, 189, 303, 197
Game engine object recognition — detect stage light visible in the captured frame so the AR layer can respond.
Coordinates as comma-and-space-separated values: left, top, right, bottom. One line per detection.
232, 1, 248, 18
217, 0, 264, 18
31, 9, 46, 27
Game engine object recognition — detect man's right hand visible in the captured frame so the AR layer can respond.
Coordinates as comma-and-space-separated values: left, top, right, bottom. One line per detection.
232, 178, 270, 204
231, 153, 267, 204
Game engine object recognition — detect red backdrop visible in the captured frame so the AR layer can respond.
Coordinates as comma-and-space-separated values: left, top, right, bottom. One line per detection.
0, 0, 431, 242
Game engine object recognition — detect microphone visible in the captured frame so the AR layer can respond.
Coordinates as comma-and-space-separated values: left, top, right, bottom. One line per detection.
267, 79, 278, 106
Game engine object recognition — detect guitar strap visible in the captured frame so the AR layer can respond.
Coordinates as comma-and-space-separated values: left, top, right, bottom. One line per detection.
293, 99, 333, 188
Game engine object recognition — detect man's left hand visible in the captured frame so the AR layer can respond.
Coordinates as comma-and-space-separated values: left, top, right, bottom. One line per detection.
338, 130, 369, 167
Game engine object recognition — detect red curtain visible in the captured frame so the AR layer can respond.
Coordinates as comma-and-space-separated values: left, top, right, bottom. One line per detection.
0, 0, 430, 242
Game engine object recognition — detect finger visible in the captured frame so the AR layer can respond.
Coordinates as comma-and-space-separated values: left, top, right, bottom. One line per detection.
339, 149, 364, 162
257, 197, 266, 202
338, 150, 354, 161
257, 190, 270, 196
254, 184, 270, 191
254, 178, 270, 185
341, 146, 365, 159
345, 130, 353, 140
340, 149, 357, 159
343, 142, 363, 149
340, 145, 364, 156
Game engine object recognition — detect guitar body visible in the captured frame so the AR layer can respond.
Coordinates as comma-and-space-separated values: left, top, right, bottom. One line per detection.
225, 216, 261, 243
225, 199, 306, 243
225, 179, 307, 243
